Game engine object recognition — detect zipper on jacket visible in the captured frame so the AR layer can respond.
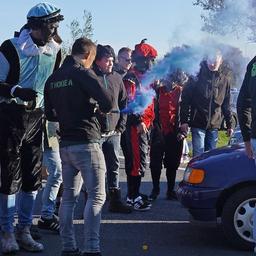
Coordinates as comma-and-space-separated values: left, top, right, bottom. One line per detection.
103, 75, 110, 131
206, 73, 215, 129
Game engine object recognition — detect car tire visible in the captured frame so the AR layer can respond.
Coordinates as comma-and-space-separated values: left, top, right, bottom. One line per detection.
221, 186, 256, 250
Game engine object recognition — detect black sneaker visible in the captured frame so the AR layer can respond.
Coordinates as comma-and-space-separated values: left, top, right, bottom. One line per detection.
139, 193, 152, 207
109, 200, 133, 213
139, 193, 149, 201
133, 196, 151, 211
61, 249, 82, 256
38, 214, 60, 232
126, 197, 133, 207
148, 190, 160, 201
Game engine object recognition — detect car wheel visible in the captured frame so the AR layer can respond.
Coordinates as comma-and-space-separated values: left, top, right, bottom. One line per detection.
221, 186, 256, 250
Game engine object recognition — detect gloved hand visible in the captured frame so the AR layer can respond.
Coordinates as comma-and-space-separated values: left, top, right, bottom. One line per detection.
13, 87, 37, 101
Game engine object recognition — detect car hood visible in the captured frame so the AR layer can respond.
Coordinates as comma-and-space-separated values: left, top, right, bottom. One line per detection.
187, 143, 256, 188
189, 143, 245, 166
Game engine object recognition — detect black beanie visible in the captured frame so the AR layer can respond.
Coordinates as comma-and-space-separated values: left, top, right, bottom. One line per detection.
95, 44, 115, 61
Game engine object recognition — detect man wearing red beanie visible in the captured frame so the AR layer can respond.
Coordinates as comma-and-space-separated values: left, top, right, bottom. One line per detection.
121, 39, 157, 211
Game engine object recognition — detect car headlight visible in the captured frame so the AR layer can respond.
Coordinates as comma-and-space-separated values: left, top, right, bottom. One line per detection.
183, 167, 205, 184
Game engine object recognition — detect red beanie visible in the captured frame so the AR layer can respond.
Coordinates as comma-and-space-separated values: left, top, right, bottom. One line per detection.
133, 39, 158, 58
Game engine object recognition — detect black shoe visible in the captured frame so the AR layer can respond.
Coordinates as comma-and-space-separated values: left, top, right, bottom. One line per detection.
139, 193, 149, 201
139, 193, 152, 207
30, 225, 42, 240
148, 190, 160, 201
38, 214, 60, 232
61, 249, 82, 256
109, 201, 133, 213
108, 188, 133, 213
166, 191, 177, 200
133, 196, 151, 211
126, 197, 133, 207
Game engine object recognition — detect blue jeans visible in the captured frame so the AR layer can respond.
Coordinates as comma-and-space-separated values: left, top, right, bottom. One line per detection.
41, 149, 62, 219
191, 128, 218, 157
0, 191, 37, 233
59, 143, 106, 253
101, 133, 121, 189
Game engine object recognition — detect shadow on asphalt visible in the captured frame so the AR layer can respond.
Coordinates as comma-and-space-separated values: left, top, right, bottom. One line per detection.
2, 181, 251, 256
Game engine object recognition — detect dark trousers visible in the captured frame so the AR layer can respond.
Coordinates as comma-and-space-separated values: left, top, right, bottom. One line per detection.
121, 125, 150, 199
0, 102, 43, 194
150, 129, 183, 193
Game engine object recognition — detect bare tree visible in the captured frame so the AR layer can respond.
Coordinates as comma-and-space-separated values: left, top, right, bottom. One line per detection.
193, 0, 224, 11
193, 0, 256, 41
62, 10, 94, 58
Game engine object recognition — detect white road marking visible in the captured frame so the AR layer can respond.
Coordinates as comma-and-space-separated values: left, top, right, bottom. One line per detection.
73, 219, 190, 224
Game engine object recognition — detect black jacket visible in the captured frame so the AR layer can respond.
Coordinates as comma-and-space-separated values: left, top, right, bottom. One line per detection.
93, 64, 127, 133
237, 56, 256, 142
180, 61, 233, 130
44, 56, 113, 144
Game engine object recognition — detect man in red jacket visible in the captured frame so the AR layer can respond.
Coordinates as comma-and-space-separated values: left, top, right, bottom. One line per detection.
122, 39, 157, 211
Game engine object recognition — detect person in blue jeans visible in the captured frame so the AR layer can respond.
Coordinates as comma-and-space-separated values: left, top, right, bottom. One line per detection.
93, 45, 132, 214
180, 50, 233, 156
0, 2, 63, 254
44, 37, 113, 256
38, 121, 62, 232
237, 55, 256, 253
191, 128, 219, 157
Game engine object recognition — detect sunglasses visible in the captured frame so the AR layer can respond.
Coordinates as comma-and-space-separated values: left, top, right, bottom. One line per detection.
120, 56, 132, 63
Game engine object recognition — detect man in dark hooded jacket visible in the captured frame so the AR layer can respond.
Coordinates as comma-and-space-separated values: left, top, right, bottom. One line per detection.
180, 50, 233, 156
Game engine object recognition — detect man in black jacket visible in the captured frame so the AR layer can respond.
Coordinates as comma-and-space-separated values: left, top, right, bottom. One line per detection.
44, 38, 113, 256
93, 45, 132, 213
237, 56, 256, 159
180, 50, 233, 156
237, 56, 256, 249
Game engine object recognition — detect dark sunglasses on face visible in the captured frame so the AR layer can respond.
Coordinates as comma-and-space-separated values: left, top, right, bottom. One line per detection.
120, 56, 132, 63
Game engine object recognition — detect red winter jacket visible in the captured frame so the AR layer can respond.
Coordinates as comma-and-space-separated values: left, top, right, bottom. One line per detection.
157, 85, 182, 135
123, 68, 155, 128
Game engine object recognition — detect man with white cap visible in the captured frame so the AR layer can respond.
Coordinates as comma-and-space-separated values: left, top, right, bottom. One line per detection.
0, 2, 63, 254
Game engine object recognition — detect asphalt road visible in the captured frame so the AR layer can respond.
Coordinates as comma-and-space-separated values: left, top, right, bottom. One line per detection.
2, 159, 253, 256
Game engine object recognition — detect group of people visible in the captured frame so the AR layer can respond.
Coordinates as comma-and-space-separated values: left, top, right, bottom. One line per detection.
0, 2, 244, 256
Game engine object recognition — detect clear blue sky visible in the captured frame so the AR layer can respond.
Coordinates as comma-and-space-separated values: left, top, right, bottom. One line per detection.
0, 0, 255, 58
